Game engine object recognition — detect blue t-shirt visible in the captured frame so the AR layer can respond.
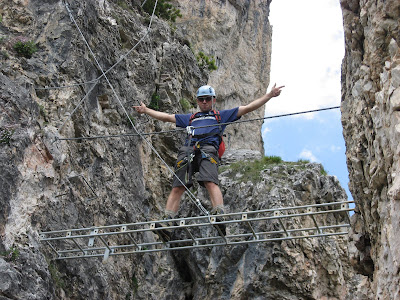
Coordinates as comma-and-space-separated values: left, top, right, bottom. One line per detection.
175, 107, 240, 148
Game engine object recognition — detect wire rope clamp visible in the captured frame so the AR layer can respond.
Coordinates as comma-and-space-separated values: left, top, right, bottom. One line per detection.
179, 220, 185, 226
307, 207, 313, 213
242, 213, 248, 221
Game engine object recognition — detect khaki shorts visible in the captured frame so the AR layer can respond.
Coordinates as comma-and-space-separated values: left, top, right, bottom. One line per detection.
172, 145, 219, 188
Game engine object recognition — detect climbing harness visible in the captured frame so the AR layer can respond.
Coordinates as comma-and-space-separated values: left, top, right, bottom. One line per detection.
188, 110, 226, 158
177, 110, 224, 186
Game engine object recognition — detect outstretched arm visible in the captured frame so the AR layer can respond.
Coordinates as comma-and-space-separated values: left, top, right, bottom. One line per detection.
133, 102, 176, 123
237, 83, 284, 117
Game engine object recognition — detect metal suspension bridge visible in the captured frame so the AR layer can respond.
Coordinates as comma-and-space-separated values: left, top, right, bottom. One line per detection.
40, 201, 354, 261
38, 1, 352, 261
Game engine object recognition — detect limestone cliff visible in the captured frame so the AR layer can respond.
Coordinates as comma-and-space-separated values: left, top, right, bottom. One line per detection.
0, 0, 359, 299
171, 0, 272, 153
340, 0, 400, 298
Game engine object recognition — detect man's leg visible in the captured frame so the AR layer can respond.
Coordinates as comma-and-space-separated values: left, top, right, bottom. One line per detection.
204, 181, 226, 235
203, 181, 223, 208
155, 186, 185, 243
165, 186, 186, 215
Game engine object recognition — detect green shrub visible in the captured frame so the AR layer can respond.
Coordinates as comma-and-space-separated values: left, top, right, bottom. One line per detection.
196, 51, 217, 71
148, 92, 160, 110
143, 0, 182, 22
117, 0, 129, 10
180, 98, 192, 112
48, 263, 65, 289
263, 155, 283, 164
13, 39, 37, 58
297, 159, 310, 164
38, 104, 47, 117
221, 155, 284, 182
0, 247, 19, 261
320, 166, 328, 176
131, 274, 139, 294
128, 114, 136, 125
0, 50, 9, 60
0, 128, 14, 144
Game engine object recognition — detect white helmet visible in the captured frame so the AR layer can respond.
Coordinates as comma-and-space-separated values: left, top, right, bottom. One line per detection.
196, 85, 216, 97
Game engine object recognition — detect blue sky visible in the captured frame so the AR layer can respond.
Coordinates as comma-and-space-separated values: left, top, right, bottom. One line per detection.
264, 0, 353, 202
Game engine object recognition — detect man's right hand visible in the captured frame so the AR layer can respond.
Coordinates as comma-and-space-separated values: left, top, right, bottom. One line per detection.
133, 101, 176, 123
133, 102, 147, 114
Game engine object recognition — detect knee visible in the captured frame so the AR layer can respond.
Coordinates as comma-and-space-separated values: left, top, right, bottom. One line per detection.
171, 186, 185, 196
203, 181, 218, 190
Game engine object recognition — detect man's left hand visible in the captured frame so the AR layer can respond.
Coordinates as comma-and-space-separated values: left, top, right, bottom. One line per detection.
269, 83, 285, 97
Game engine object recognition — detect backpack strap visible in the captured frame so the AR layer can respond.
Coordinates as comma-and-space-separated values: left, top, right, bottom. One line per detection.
188, 111, 223, 154
189, 110, 222, 134
211, 110, 223, 136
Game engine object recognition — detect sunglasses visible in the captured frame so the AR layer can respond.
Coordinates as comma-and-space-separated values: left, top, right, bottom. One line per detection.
197, 96, 213, 102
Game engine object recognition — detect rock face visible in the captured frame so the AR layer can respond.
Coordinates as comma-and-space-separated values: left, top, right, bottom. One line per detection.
171, 0, 272, 153
0, 0, 364, 299
340, 0, 400, 298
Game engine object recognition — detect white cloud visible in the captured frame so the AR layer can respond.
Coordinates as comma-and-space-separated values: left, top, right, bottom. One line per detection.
266, 0, 344, 118
330, 145, 342, 152
262, 126, 271, 137
299, 149, 319, 163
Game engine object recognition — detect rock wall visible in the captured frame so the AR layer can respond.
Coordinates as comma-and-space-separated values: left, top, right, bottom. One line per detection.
340, 0, 400, 298
0, 0, 205, 298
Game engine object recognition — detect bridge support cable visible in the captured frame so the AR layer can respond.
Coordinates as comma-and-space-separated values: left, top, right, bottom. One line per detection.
40, 201, 354, 261
64, 1, 209, 216
55, 0, 158, 133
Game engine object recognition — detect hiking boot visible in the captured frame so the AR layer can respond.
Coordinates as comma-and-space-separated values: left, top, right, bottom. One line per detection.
212, 207, 227, 236
153, 216, 176, 243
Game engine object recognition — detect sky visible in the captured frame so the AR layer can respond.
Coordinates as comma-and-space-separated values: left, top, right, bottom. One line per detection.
263, 0, 353, 203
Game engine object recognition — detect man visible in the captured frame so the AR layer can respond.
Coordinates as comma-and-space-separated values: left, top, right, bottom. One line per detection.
134, 83, 284, 236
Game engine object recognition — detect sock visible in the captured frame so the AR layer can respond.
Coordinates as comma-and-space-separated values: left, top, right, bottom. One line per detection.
164, 209, 177, 219
212, 205, 225, 215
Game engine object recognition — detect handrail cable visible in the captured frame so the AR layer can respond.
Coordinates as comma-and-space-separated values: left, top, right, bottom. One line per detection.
56, 105, 341, 141
56, 0, 158, 133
